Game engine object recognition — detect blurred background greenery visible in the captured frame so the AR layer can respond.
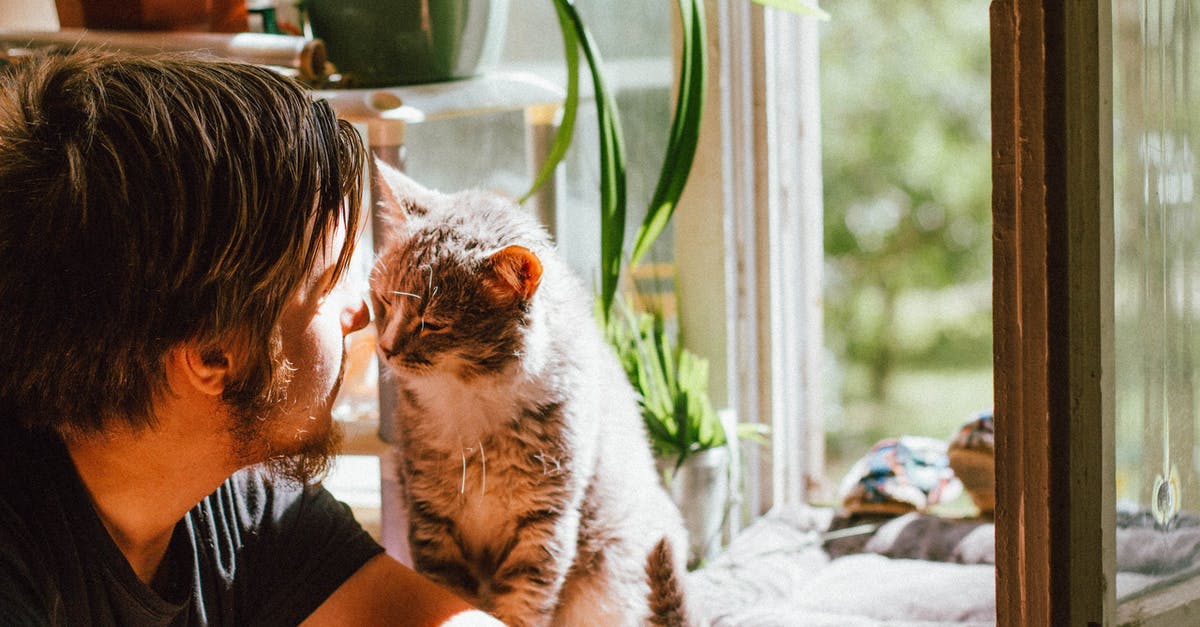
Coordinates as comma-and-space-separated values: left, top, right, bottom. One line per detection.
818, 0, 994, 491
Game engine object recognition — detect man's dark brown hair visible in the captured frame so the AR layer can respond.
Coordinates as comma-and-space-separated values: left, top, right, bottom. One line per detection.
0, 50, 364, 434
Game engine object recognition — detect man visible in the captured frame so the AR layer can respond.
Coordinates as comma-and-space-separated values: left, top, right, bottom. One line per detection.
0, 50, 502, 625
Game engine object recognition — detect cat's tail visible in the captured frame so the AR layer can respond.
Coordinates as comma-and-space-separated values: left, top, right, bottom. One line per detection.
645, 537, 690, 627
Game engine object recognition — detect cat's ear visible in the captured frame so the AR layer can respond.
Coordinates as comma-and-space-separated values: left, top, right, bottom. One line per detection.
372, 158, 438, 235
485, 245, 543, 304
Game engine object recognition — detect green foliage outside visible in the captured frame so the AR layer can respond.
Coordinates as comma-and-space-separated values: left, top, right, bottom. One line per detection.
819, 0, 994, 487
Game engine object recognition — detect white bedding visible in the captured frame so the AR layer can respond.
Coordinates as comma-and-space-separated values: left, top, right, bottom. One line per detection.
687, 505, 995, 625
688, 503, 1200, 625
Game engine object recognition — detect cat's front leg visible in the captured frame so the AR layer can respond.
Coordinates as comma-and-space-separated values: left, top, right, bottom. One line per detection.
484, 508, 580, 627
408, 506, 481, 603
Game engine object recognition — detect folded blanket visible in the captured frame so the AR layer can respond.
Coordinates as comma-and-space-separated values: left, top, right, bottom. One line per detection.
824, 512, 992, 564
862, 513, 994, 564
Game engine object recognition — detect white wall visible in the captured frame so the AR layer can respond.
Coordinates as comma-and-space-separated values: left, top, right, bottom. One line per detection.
0, 0, 58, 29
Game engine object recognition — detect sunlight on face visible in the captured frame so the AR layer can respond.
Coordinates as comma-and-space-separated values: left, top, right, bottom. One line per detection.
229, 220, 370, 485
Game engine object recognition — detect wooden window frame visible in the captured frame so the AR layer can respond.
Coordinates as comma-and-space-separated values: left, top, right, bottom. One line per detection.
991, 1, 1118, 623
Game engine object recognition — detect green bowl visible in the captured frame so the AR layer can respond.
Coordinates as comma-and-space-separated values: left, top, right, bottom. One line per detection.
305, 0, 508, 87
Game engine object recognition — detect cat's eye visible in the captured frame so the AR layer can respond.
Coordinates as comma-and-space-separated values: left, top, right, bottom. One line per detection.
419, 320, 446, 333
371, 292, 391, 313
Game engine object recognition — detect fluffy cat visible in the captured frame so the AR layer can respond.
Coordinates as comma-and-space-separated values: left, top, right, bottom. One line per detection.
368, 162, 690, 627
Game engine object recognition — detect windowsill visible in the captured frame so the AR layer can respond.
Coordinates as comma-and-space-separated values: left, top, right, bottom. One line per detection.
501, 57, 673, 98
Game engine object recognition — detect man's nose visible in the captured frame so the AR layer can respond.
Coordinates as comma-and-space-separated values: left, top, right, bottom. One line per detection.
341, 297, 371, 335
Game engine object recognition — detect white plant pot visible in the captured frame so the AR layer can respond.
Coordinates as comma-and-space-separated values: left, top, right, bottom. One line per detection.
659, 447, 730, 567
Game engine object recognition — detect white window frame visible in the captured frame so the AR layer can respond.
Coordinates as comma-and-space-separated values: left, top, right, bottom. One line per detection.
676, 0, 825, 523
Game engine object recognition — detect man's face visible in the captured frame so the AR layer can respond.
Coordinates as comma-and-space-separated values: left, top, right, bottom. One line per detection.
230, 222, 371, 484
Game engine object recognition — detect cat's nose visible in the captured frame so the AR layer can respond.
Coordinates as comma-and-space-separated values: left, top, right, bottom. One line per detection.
341, 298, 371, 335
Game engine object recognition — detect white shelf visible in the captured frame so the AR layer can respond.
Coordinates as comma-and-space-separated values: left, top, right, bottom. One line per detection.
313, 71, 563, 128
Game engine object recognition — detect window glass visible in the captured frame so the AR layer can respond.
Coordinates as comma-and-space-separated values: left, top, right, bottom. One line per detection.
1113, 0, 1200, 602
818, 0, 993, 499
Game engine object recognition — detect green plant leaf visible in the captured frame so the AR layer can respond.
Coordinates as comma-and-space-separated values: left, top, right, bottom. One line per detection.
673, 392, 692, 468
519, 0, 580, 204
652, 315, 677, 392
553, 0, 627, 323
750, 0, 831, 20
606, 296, 735, 469
629, 0, 707, 267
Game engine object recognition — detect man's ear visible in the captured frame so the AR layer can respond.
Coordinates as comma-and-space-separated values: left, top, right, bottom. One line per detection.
169, 344, 233, 397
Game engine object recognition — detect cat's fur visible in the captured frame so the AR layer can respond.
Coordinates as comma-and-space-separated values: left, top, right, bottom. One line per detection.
369, 162, 690, 627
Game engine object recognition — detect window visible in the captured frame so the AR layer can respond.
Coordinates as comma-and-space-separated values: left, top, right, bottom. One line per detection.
819, 1, 993, 496
1113, 0, 1200, 619
991, 1, 1112, 621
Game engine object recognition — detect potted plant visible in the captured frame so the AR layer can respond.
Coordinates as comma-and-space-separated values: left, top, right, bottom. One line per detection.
601, 299, 745, 565
301, 0, 510, 87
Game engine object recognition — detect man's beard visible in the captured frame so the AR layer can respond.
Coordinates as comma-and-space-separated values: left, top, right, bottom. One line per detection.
255, 418, 343, 487
224, 343, 348, 487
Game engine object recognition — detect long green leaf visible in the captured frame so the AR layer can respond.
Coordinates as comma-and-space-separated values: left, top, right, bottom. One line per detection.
629, 0, 707, 266
749, 0, 831, 19
673, 392, 692, 468
519, 0, 581, 203
641, 319, 673, 419
555, 0, 627, 322
653, 315, 677, 393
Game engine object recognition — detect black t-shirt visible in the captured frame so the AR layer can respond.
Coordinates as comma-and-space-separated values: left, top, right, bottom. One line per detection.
0, 422, 385, 626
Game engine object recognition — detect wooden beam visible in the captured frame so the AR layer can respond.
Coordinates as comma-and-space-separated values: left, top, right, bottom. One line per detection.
991, 2, 1049, 622
991, 1, 1112, 624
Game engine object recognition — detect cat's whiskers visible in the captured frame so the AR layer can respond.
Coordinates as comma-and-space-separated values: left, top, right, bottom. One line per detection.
390, 291, 427, 331
535, 451, 562, 476
457, 442, 488, 497
421, 266, 443, 333
460, 447, 468, 495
